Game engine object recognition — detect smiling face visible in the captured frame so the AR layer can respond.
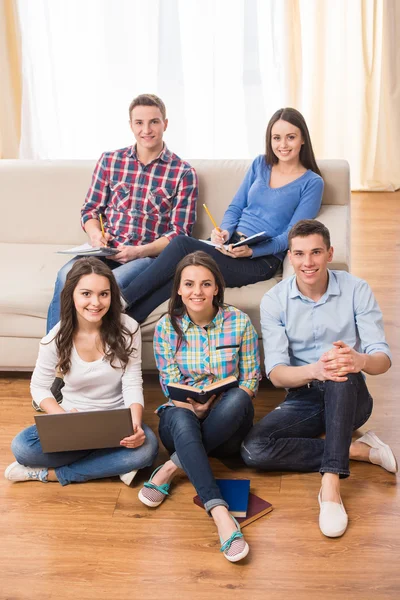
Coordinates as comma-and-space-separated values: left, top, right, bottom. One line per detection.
72, 273, 111, 327
178, 265, 219, 325
288, 234, 334, 296
271, 119, 304, 166
129, 105, 168, 156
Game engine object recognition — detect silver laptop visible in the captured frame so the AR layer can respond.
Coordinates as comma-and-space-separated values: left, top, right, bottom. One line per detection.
35, 408, 133, 453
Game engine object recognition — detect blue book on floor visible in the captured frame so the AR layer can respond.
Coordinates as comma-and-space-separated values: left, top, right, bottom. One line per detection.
215, 479, 250, 517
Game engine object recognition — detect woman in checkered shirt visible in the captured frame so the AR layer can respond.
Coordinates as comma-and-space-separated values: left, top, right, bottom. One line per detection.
138, 251, 261, 562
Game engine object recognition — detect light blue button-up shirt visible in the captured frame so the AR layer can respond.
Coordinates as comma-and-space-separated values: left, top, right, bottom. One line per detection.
261, 270, 391, 377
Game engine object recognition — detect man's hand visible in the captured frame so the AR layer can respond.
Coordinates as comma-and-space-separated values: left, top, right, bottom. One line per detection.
320, 340, 366, 376
113, 245, 143, 264
211, 228, 229, 246
120, 423, 146, 448
187, 394, 216, 419
310, 357, 349, 382
88, 229, 112, 248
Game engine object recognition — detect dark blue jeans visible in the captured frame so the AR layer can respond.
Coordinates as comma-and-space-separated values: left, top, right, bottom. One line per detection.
122, 236, 281, 323
158, 387, 254, 513
11, 424, 158, 486
241, 373, 373, 478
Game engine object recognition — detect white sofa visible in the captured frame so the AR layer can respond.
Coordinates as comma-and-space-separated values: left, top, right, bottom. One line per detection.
0, 159, 350, 371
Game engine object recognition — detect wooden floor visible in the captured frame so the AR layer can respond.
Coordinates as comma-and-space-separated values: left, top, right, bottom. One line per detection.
1, 192, 399, 600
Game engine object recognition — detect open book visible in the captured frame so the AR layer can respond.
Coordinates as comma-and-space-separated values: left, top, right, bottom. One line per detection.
200, 231, 269, 250
167, 375, 238, 404
57, 243, 119, 257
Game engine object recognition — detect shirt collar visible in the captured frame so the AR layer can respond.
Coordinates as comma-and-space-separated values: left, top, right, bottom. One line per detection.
180, 307, 225, 333
289, 270, 341, 302
128, 143, 172, 163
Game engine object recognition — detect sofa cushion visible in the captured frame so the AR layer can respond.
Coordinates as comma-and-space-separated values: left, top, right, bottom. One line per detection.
0, 243, 72, 320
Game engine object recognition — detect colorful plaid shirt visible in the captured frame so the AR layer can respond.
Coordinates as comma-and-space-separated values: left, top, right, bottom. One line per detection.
81, 144, 198, 247
154, 306, 261, 405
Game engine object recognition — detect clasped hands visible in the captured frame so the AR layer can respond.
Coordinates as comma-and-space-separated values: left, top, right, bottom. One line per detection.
210, 228, 253, 259
312, 341, 367, 382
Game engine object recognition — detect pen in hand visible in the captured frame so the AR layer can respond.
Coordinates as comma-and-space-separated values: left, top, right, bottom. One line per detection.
99, 214, 108, 247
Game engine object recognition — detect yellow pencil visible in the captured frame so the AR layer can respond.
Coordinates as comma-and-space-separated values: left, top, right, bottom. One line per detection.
99, 214, 108, 246
203, 204, 221, 232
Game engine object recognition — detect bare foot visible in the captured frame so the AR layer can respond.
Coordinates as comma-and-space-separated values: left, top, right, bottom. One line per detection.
349, 440, 371, 462
211, 506, 238, 542
151, 460, 180, 487
47, 469, 59, 482
320, 473, 341, 503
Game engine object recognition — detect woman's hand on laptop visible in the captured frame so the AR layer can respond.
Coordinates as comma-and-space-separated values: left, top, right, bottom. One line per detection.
120, 423, 146, 449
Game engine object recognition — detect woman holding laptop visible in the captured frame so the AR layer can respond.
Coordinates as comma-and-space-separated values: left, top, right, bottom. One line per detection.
120, 107, 324, 323
138, 251, 261, 562
5, 258, 158, 486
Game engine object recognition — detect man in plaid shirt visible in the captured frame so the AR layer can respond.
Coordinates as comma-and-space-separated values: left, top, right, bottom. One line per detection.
47, 94, 198, 333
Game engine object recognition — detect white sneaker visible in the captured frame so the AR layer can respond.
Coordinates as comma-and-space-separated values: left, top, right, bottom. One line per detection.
120, 295, 128, 311
356, 431, 398, 473
119, 469, 138, 486
4, 461, 47, 482
318, 489, 348, 538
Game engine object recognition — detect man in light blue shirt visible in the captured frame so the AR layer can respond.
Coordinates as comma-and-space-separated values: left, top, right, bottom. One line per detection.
241, 220, 397, 539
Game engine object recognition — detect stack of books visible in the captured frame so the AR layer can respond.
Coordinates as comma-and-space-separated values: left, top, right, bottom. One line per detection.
193, 479, 273, 527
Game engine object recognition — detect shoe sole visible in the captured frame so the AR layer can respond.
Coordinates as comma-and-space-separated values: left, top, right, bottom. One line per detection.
138, 488, 165, 508
223, 542, 250, 562
360, 431, 398, 473
32, 399, 44, 412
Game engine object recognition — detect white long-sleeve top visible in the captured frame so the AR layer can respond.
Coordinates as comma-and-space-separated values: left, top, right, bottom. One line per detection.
30, 314, 144, 412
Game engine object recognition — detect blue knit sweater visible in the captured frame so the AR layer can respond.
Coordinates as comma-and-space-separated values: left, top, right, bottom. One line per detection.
220, 155, 324, 260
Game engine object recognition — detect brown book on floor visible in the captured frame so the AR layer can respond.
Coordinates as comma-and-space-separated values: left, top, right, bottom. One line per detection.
193, 492, 273, 528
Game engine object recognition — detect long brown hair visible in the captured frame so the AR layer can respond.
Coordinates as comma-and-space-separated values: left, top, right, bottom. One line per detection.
51, 258, 136, 374
168, 251, 225, 350
265, 107, 322, 176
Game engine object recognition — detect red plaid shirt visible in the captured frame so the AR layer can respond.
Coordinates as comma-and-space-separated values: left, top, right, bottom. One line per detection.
81, 145, 198, 247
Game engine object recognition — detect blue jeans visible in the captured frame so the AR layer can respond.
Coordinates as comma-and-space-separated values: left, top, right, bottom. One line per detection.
123, 236, 281, 323
11, 423, 158, 486
47, 255, 154, 332
241, 373, 373, 478
158, 387, 254, 513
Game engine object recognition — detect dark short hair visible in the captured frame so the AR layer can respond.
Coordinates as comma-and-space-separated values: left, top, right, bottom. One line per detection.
288, 219, 331, 250
265, 107, 321, 177
129, 94, 166, 120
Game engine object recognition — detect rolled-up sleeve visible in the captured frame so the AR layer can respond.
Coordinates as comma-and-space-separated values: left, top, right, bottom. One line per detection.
164, 167, 198, 240
153, 319, 184, 398
354, 280, 392, 362
238, 318, 261, 393
81, 153, 110, 228
260, 291, 291, 378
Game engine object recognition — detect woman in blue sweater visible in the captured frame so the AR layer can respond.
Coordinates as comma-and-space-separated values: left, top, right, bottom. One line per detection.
121, 107, 324, 323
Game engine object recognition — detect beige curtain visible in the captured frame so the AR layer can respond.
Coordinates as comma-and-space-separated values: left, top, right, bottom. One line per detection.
0, 0, 21, 159
10, 0, 400, 189
285, 0, 400, 191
